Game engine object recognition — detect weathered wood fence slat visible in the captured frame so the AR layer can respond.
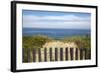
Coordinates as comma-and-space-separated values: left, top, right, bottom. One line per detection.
23, 47, 91, 62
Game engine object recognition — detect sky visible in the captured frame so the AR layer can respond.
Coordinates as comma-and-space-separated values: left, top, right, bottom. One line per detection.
22, 10, 91, 29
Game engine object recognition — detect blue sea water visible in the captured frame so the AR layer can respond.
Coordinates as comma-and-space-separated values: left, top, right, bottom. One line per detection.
23, 28, 90, 39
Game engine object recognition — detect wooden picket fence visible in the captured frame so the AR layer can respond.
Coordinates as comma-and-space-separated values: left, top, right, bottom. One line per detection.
23, 47, 91, 62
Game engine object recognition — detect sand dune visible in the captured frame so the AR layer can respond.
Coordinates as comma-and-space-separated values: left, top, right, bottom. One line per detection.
42, 41, 78, 49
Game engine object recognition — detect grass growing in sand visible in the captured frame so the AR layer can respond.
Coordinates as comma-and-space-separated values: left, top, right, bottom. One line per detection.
23, 35, 91, 49
23, 35, 91, 62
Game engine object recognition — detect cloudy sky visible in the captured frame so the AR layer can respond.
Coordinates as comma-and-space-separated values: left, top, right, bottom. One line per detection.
22, 10, 91, 29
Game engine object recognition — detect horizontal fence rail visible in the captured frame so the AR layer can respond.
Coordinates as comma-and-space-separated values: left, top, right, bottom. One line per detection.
23, 47, 91, 63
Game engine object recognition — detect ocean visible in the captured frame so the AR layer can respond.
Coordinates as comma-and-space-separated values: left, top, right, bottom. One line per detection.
23, 28, 90, 39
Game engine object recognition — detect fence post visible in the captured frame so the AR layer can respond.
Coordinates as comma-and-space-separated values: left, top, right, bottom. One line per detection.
63, 48, 66, 61
68, 48, 70, 60
52, 47, 55, 61
73, 48, 76, 60
38, 48, 41, 62
50, 48, 52, 61
41, 48, 44, 62
33, 48, 36, 62
65, 47, 68, 60
83, 49, 85, 60
55, 48, 58, 61
80, 48, 84, 60
47, 48, 50, 61
78, 48, 80, 60
70, 48, 74, 60
27, 48, 30, 62
30, 50, 33, 62
75, 48, 78, 60
44, 48, 47, 62
60, 48, 63, 61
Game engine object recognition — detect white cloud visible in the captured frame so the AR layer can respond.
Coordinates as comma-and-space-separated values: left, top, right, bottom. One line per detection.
23, 14, 91, 29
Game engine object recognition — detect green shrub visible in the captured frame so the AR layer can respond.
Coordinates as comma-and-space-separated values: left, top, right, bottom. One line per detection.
23, 35, 52, 50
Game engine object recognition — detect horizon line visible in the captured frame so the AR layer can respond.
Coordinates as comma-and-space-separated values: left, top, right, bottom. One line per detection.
23, 27, 90, 30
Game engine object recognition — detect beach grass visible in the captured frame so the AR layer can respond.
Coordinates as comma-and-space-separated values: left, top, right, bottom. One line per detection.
23, 35, 91, 49
22, 35, 91, 62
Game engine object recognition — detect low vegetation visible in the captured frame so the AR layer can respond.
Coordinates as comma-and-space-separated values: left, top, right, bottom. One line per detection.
23, 35, 91, 49
22, 35, 91, 62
